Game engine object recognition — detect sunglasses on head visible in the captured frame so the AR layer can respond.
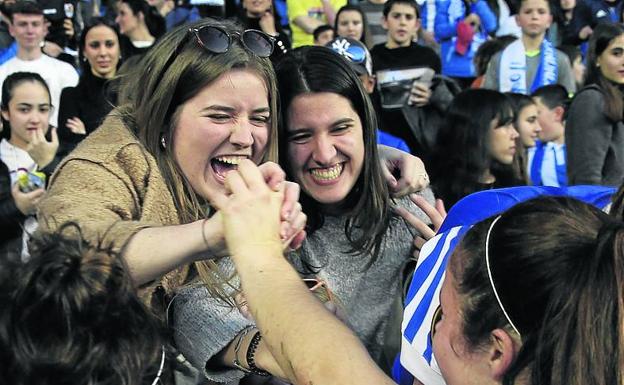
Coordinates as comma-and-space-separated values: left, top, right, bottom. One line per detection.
189, 25, 275, 58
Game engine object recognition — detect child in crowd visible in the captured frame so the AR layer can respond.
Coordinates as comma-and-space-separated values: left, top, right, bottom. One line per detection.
507, 92, 542, 184
335, 4, 367, 42
484, 0, 576, 94
287, 0, 346, 48
313, 24, 335, 45
371, 0, 443, 157
434, 0, 498, 88
558, 44, 586, 89
529, 84, 569, 187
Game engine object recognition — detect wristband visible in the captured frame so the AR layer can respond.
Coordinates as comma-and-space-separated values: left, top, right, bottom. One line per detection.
246, 331, 270, 376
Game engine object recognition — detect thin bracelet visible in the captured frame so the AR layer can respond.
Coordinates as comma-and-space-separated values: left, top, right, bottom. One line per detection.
246, 331, 270, 377
232, 326, 255, 373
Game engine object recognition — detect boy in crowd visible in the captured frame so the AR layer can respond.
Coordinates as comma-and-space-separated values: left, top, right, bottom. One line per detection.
370, 0, 445, 159
0, 1, 77, 127
287, 0, 346, 48
313, 24, 335, 45
483, 0, 576, 94
528, 84, 569, 187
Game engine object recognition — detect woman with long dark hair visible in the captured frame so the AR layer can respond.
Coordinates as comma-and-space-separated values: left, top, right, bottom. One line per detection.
430, 89, 523, 208
567, 23, 624, 186
235, 0, 291, 61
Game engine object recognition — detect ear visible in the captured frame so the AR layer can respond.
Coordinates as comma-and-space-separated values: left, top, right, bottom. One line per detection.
367, 74, 376, 94
8, 22, 15, 38
487, 328, 518, 381
553, 105, 565, 122
514, 14, 520, 26
1, 109, 10, 122
415, 17, 421, 31
381, 15, 389, 30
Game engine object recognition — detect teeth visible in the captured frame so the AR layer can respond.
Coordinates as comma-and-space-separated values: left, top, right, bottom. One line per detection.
310, 164, 343, 180
215, 156, 247, 165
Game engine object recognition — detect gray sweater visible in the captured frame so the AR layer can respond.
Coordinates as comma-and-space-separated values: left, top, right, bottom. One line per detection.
566, 86, 624, 186
173, 191, 435, 383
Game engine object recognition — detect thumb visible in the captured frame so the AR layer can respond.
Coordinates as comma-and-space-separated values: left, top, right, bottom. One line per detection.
49, 126, 58, 144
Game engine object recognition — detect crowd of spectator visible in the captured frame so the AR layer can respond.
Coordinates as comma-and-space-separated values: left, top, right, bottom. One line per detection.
1, 0, 624, 384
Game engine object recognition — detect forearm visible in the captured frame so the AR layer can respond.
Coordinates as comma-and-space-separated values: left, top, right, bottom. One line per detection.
124, 217, 221, 285
321, 0, 337, 25
232, 246, 394, 385
293, 15, 325, 34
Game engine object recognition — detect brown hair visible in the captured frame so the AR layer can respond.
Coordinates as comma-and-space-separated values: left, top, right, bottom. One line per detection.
117, 18, 279, 303
451, 196, 624, 385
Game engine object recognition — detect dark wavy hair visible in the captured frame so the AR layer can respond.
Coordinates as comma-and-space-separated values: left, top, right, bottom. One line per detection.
451, 196, 624, 385
430, 89, 520, 208
78, 17, 123, 75
0, 223, 167, 385
118, 0, 166, 39
335, 4, 368, 43
585, 22, 624, 122
274, 46, 392, 265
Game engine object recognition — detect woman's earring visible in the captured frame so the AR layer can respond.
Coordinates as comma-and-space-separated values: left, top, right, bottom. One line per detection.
160, 134, 166, 150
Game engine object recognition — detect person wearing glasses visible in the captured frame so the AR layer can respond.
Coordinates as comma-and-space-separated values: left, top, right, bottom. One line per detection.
214, 161, 624, 385
38, 18, 429, 382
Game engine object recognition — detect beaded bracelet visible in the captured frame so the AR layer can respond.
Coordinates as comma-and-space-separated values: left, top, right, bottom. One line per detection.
246, 331, 270, 377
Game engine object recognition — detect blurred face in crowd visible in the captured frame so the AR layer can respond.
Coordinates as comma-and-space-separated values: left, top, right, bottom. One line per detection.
172, 69, 270, 203
115, 2, 141, 38
515, 0, 552, 38
83, 25, 120, 79
534, 97, 565, 143
286, 92, 364, 206
596, 34, 624, 84
243, 0, 272, 17
488, 117, 519, 165
516, 104, 541, 147
571, 55, 585, 85
336, 10, 364, 41
382, 3, 419, 48
314, 29, 334, 46
9, 13, 46, 51
560, 0, 575, 11
2, 81, 51, 150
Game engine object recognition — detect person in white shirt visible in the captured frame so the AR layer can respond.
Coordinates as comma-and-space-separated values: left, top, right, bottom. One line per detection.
0, 1, 78, 128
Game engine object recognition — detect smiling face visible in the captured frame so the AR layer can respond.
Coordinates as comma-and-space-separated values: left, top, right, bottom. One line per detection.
83, 25, 120, 79
515, 0, 552, 38
2, 81, 51, 150
382, 3, 420, 48
336, 10, 364, 41
597, 34, 624, 84
286, 92, 365, 206
488, 117, 519, 165
172, 69, 270, 204
516, 103, 541, 147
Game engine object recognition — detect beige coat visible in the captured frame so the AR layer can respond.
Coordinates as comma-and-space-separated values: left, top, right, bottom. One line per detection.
39, 113, 188, 308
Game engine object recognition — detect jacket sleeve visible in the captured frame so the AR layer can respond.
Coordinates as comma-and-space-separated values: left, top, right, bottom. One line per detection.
473, 0, 497, 34
566, 88, 612, 185
173, 259, 254, 383
434, 0, 457, 40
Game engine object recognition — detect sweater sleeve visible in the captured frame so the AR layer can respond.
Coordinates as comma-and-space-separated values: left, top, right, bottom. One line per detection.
434, 0, 457, 40
566, 88, 612, 185
473, 0, 497, 34
173, 259, 254, 383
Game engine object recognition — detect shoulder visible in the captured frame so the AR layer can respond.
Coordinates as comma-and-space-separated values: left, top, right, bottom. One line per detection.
571, 85, 604, 106
555, 49, 572, 66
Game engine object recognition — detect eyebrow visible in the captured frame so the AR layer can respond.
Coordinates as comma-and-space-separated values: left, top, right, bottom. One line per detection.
201, 105, 270, 114
288, 118, 355, 133
16, 102, 50, 107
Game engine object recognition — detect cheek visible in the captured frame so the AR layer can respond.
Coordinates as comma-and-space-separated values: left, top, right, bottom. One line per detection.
252, 126, 270, 160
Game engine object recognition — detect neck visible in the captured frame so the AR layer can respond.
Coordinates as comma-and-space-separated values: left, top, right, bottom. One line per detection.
91, 67, 115, 79
246, 9, 263, 18
9, 135, 28, 151
553, 134, 565, 145
128, 25, 154, 42
522, 33, 543, 51
480, 169, 496, 184
16, 45, 42, 60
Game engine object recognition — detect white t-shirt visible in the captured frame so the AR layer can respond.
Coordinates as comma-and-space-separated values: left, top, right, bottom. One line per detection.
0, 54, 79, 127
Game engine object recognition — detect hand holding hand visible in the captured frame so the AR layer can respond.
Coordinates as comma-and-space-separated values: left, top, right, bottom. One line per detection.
11, 183, 45, 216
66, 117, 86, 135
27, 127, 59, 169
377, 145, 430, 197
394, 194, 446, 251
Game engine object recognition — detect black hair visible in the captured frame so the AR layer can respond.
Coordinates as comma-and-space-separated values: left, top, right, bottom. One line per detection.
335, 4, 367, 43
474, 35, 516, 76
78, 17, 123, 75
118, 0, 166, 39
313, 24, 334, 41
274, 46, 392, 266
532, 84, 570, 110
7, 1, 43, 22
383, 0, 420, 18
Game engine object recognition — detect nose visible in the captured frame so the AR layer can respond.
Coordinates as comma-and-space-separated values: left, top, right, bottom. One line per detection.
229, 121, 254, 148
311, 134, 337, 165
509, 125, 519, 139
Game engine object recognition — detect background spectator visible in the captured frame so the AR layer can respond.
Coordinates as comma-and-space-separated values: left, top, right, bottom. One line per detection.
115, 0, 165, 60
287, 0, 346, 48
335, 4, 367, 42
313, 23, 334, 44
235, 0, 291, 61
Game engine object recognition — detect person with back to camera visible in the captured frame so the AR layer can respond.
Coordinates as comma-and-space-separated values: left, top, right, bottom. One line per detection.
211, 159, 624, 385
57, 17, 122, 154
0, 222, 168, 385
170, 41, 433, 383
0, 72, 60, 258
567, 22, 624, 186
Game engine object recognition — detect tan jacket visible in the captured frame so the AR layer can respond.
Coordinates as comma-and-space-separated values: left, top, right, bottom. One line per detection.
39, 113, 188, 308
